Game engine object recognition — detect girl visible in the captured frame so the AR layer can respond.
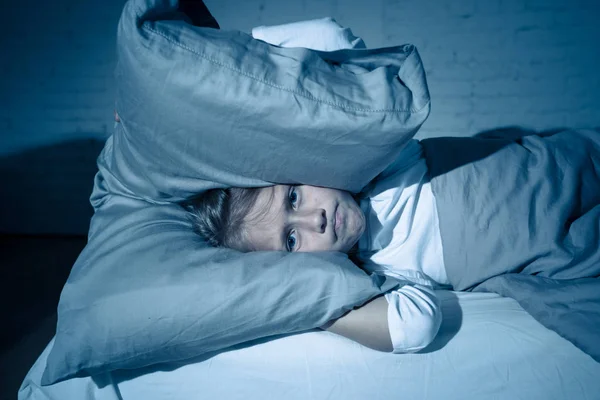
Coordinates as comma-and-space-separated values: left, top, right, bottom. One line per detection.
183, 139, 448, 354
182, 127, 600, 358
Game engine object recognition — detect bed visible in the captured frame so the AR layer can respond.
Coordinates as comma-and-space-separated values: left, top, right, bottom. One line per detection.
19, 291, 600, 399
18, 1, 600, 399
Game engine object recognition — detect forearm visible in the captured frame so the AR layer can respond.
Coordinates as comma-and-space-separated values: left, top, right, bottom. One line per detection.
322, 295, 393, 352
322, 285, 442, 353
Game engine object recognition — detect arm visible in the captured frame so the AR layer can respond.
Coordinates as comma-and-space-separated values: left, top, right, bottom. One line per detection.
322, 295, 393, 352
322, 285, 442, 353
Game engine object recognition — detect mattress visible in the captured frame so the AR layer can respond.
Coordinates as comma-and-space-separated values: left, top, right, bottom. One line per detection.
19, 291, 600, 400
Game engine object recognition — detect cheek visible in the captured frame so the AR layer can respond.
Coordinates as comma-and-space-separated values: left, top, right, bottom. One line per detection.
308, 187, 338, 204
301, 231, 335, 252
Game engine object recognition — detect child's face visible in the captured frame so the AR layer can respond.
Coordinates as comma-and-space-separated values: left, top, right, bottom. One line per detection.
242, 185, 365, 253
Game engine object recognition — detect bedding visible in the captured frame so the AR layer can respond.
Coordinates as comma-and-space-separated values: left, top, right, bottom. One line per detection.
111, 0, 431, 202
20, 292, 600, 400
251, 17, 366, 51
421, 128, 600, 362
42, 0, 431, 385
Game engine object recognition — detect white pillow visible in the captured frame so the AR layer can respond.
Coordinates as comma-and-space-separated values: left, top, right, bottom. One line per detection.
252, 17, 366, 51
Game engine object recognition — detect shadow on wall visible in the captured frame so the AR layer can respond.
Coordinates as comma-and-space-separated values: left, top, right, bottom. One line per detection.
0, 138, 106, 235
0, 138, 104, 354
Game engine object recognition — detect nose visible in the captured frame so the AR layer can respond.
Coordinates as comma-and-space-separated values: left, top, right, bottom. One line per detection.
292, 208, 327, 233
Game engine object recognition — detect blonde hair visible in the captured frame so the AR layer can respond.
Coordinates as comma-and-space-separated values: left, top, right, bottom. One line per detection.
182, 187, 267, 252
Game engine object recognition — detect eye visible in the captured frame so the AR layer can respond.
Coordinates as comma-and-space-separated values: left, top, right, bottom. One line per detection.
289, 186, 298, 209
286, 230, 297, 252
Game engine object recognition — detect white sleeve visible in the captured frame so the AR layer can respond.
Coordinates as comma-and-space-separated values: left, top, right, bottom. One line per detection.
384, 284, 442, 353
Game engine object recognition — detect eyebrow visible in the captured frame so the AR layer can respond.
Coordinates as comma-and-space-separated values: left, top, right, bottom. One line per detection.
277, 185, 290, 252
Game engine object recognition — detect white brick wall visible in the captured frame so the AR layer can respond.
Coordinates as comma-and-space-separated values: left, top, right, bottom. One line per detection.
1, 0, 599, 234
0, 0, 123, 156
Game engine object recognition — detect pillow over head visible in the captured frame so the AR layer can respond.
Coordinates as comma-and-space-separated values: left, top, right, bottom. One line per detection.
107, 0, 430, 203
42, 0, 430, 385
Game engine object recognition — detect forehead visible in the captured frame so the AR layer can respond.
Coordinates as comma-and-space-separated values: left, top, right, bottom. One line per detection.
244, 185, 286, 251
248, 185, 280, 223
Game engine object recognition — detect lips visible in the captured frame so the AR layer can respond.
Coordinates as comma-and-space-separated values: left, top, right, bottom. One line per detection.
334, 206, 342, 236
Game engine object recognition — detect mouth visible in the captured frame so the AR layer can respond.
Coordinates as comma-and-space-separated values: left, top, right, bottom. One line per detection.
334, 204, 342, 239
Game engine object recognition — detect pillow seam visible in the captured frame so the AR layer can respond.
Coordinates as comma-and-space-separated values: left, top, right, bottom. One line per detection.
141, 22, 424, 114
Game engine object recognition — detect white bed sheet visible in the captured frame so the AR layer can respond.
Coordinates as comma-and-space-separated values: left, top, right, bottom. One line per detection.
19, 291, 600, 400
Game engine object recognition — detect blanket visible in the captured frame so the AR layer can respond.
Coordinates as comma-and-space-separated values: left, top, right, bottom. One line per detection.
421, 128, 600, 362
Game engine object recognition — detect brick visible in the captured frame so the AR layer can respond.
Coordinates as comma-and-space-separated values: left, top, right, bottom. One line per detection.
2, 0, 600, 234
